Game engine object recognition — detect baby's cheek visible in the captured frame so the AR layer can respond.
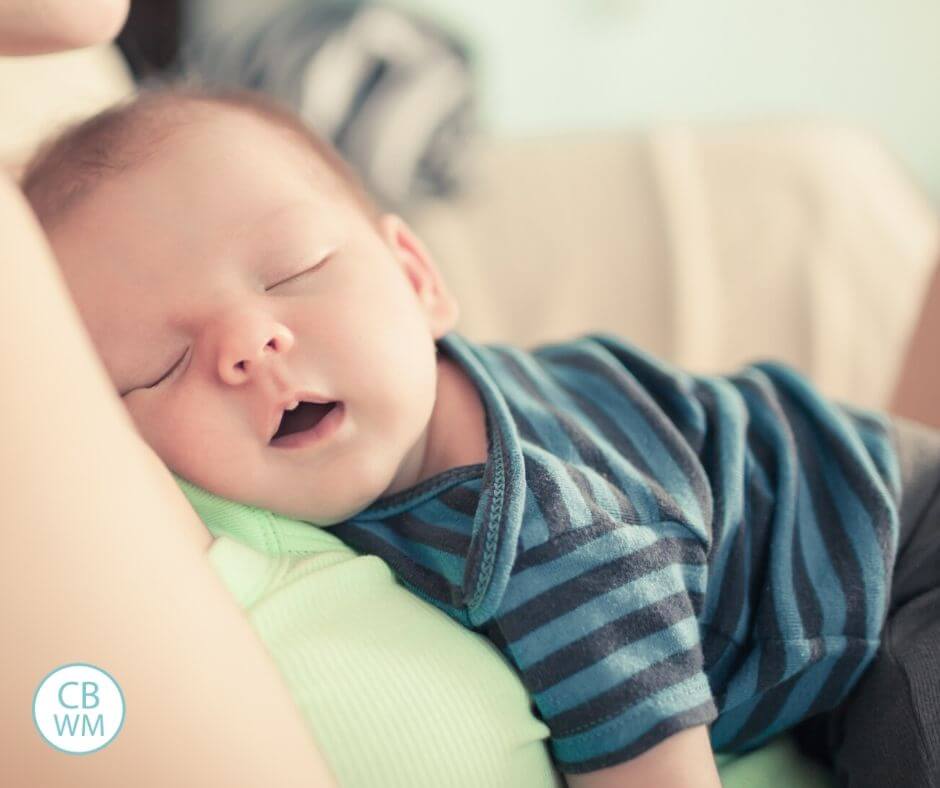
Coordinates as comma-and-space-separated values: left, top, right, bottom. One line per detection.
159, 429, 252, 504
132, 400, 211, 470
120, 400, 161, 449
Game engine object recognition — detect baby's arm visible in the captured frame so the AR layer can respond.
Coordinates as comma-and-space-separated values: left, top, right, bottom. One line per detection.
566, 725, 722, 788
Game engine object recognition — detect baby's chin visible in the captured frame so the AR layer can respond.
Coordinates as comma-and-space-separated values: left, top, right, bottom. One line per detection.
294, 508, 353, 528
267, 488, 380, 527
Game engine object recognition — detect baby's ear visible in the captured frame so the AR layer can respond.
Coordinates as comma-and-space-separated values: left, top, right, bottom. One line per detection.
379, 214, 459, 337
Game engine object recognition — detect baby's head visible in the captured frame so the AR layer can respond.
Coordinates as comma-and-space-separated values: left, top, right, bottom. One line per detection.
23, 85, 460, 524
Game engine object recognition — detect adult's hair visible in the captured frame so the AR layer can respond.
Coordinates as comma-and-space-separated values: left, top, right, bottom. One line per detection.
20, 81, 383, 231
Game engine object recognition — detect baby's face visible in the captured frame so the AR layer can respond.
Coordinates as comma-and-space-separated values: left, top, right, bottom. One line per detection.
48, 111, 457, 524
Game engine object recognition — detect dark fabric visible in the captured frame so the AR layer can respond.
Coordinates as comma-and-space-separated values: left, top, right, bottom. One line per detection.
180, 0, 475, 209
794, 415, 940, 787
116, 0, 183, 79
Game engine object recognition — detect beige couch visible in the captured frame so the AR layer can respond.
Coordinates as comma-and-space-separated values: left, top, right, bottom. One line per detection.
407, 127, 940, 411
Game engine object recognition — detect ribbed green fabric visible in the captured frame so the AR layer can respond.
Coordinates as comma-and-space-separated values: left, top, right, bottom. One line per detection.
175, 474, 561, 788
174, 474, 834, 787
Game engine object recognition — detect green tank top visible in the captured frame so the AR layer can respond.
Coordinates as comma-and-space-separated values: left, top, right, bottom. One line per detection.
175, 475, 561, 788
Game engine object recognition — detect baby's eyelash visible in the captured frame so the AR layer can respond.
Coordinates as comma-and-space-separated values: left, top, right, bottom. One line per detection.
135, 253, 333, 392
265, 254, 331, 291
145, 349, 188, 389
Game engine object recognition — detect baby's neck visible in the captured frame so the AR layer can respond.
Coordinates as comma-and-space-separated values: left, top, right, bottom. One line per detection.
418, 353, 489, 480
378, 351, 487, 502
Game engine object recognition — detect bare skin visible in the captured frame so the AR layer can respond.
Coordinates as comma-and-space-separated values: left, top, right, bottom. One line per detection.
47, 110, 481, 525
890, 257, 940, 429
1, 3, 336, 785
0, 0, 129, 54
0, 170, 338, 788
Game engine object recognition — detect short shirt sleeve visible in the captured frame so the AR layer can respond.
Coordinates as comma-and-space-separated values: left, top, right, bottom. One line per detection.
488, 519, 718, 774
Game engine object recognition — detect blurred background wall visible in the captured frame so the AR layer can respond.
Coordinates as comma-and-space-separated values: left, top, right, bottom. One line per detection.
173, 0, 940, 205
4, 0, 939, 408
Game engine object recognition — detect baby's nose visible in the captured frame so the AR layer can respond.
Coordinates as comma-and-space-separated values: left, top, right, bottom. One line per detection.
217, 324, 295, 385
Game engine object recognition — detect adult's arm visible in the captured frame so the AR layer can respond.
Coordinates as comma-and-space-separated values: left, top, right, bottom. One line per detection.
0, 174, 336, 786
0, 0, 129, 55
890, 257, 940, 429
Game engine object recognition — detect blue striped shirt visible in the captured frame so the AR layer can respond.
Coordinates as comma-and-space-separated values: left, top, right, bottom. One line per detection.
331, 331, 902, 773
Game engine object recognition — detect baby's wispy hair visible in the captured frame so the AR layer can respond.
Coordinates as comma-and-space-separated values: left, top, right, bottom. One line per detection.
20, 79, 383, 231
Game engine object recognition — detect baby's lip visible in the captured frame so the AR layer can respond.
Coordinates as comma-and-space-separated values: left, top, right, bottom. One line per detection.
267, 391, 334, 442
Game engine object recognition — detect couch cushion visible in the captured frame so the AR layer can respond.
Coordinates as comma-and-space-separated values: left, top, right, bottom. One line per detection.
409, 124, 940, 410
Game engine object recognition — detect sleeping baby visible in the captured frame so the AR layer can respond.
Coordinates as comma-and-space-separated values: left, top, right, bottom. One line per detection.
21, 85, 940, 787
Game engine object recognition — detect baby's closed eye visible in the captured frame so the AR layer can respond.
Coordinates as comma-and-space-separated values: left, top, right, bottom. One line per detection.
145, 349, 189, 389
265, 252, 333, 291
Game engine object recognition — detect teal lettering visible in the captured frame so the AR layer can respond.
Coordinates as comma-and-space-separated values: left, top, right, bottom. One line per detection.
54, 714, 81, 736
82, 682, 100, 709
58, 681, 80, 709
82, 714, 105, 737
53, 713, 106, 737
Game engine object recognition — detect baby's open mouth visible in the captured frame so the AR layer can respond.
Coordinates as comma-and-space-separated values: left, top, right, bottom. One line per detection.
270, 401, 338, 443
